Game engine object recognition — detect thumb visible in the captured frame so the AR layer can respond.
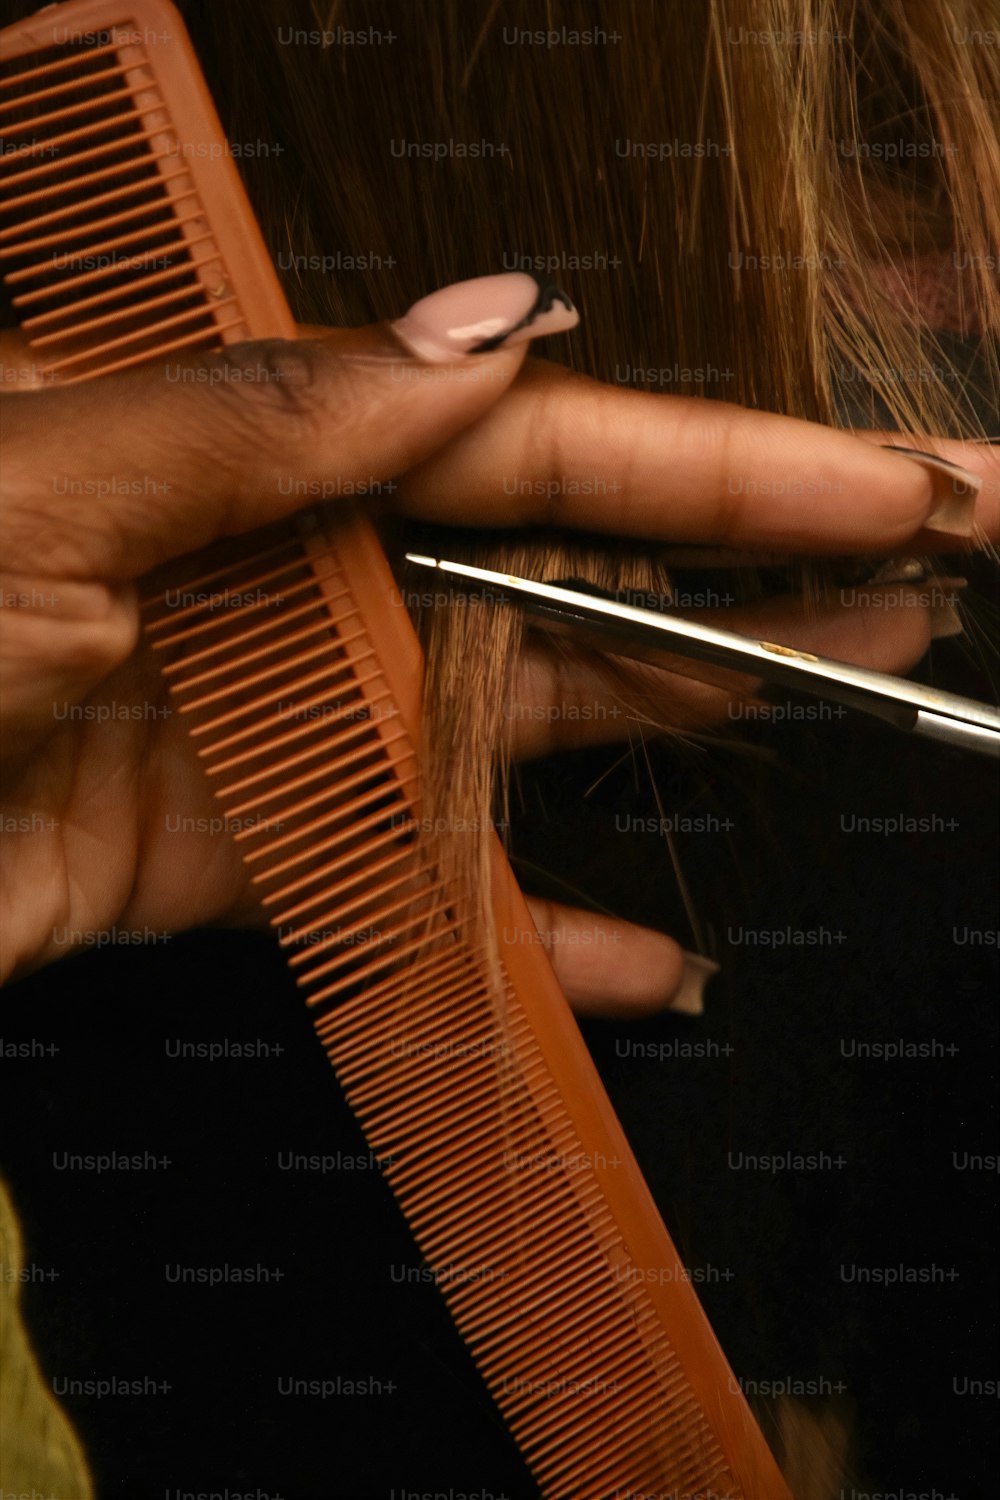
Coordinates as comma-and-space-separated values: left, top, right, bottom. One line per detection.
0, 273, 578, 582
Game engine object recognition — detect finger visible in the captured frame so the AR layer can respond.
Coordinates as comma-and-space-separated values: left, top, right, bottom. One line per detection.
508, 581, 951, 759
0, 274, 578, 582
0, 574, 139, 766
298, 321, 997, 538
523, 898, 716, 1018
855, 432, 1000, 543
397, 358, 980, 552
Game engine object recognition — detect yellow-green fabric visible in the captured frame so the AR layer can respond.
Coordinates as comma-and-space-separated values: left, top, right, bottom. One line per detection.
0, 1177, 94, 1499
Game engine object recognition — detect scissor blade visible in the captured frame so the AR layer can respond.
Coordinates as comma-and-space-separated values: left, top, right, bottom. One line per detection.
403, 554, 1000, 757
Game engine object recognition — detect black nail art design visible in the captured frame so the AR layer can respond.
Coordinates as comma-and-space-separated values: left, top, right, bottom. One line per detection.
469, 275, 577, 353
881, 444, 981, 479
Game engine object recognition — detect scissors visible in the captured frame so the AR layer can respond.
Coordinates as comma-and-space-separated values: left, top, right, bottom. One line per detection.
404, 553, 1000, 759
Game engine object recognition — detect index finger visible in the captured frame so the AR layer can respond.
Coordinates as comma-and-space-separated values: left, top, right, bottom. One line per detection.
397, 358, 983, 553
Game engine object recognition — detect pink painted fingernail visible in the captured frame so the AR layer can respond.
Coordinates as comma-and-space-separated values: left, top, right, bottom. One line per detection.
390, 273, 579, 363
668, 951, 721, 1017
881, 446, 982, 536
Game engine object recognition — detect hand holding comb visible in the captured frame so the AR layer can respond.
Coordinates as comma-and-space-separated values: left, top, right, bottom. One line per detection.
0, 1, 793, 1492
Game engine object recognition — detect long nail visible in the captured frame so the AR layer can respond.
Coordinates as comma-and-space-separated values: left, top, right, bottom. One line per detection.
668, 951, 720, 1016
390, 273, 579, 363
925, 575, 967, 639
857, 576, 966, 638
881, 446, 982, 536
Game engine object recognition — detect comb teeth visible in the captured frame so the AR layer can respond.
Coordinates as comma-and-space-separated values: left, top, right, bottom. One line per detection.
0, 8, 791, 1493
145, 523, 743, 1500
0, 28, 244, 380
340, 978, 734, 1498
142, 530, 438, 1003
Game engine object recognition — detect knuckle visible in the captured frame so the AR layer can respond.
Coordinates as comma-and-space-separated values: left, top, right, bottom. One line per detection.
1, 490, 90, 577
186, 338, 340, 443
698, 405, 751, 538
60, 596, 138, 679
218, 339, 324, 414
0, 579, 137, 689
516, 375, 583, 527
536, 377, 639, 530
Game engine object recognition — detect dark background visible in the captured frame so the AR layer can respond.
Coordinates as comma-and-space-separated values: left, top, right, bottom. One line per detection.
2, 636, 998, 1496
0, 0, 997, 1490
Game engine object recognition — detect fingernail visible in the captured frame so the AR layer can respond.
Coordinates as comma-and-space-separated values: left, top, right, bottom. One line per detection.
881, 446, 982, 536
925, 575, 967, 639
930, 602, 963, 639
668, 951, 720, 1017
890, 576, 966, 639
390, 273, 579, 363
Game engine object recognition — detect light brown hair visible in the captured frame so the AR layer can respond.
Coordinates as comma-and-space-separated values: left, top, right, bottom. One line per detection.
181, 2, 999, 1489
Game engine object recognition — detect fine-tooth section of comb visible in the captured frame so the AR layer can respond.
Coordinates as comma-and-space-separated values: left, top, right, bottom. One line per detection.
140, 520, 742, 1498
0, 4, 793, 1495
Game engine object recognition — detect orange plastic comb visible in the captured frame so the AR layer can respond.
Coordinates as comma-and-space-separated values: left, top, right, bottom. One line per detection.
0, 3, 792, 1493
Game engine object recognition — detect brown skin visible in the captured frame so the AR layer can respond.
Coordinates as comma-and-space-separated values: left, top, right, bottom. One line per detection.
3, 326, 995, 1000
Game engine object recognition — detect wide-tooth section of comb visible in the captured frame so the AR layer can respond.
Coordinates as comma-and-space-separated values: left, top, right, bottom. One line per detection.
1, 4, 792, 1493
0, 23, 244, 379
